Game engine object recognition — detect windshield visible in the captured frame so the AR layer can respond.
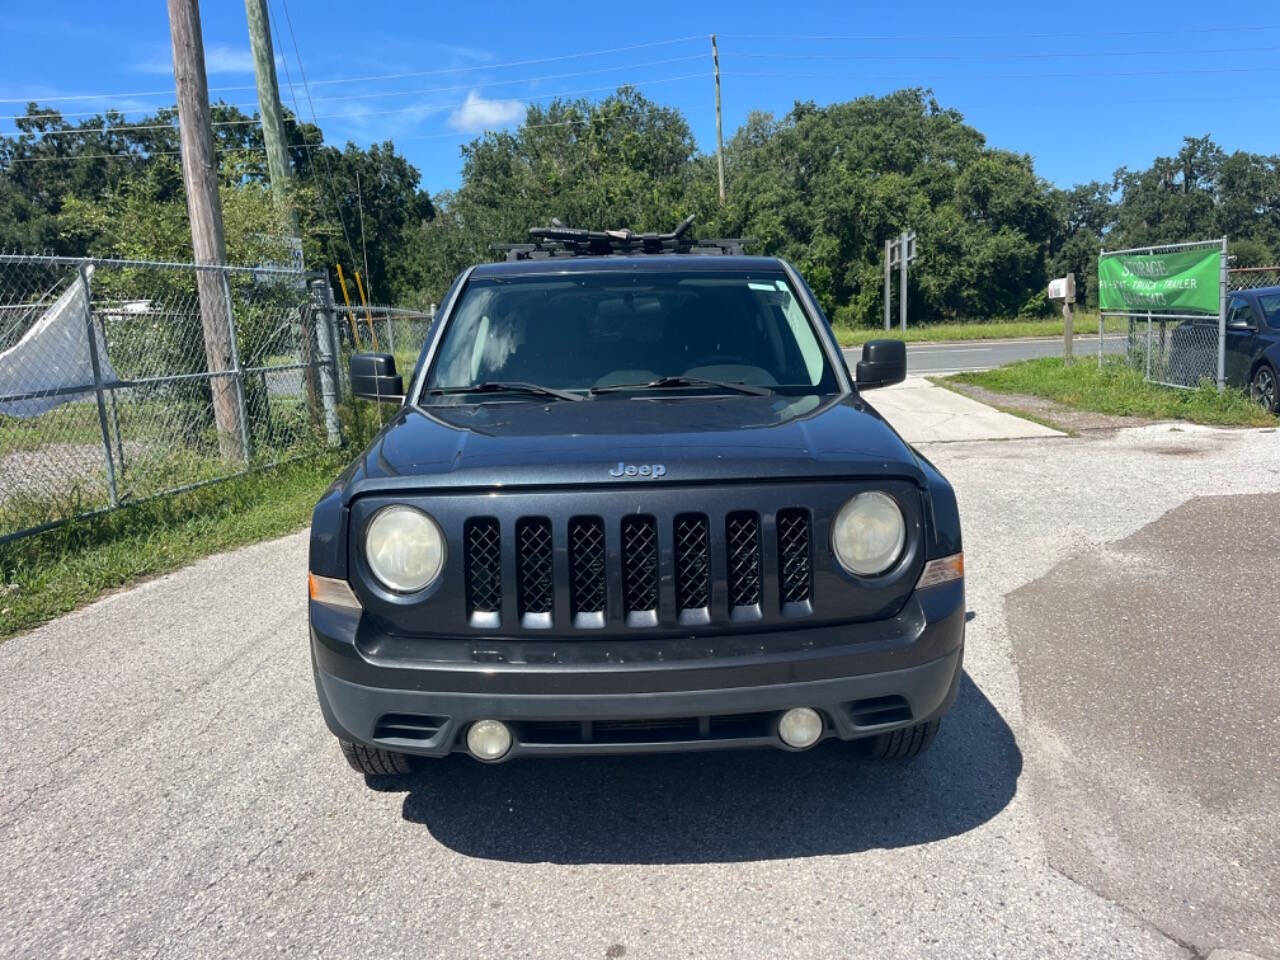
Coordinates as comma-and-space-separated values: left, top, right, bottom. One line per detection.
1256, 293, 1280, 329
421, 271, 839, 400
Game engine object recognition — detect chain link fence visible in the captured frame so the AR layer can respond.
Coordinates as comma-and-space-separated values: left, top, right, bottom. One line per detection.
1101, 239, 1226, 390
1228, 266, 1280, 292
0, 253, 348, 542
330, 301, 434, 384
1122, 313, 1222, 389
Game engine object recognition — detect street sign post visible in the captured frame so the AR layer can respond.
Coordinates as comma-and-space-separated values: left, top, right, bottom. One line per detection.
884, 230, 918, 332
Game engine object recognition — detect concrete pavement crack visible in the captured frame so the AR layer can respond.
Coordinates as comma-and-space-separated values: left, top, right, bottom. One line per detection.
1046, 862, 1205, 960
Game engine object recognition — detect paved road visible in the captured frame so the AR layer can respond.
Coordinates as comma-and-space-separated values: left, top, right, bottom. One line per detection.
2, 422, 1278, 960
843, 335, 1128, 373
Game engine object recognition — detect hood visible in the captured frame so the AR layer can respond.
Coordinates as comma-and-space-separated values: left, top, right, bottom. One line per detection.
339, 392, 922, 499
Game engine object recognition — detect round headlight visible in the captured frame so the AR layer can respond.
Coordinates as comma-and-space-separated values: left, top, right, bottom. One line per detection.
364, 506, 445, 593
832, 491, 906, 576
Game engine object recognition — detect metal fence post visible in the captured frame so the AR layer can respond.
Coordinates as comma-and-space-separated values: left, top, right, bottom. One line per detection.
883, 238, 891, 331
899, 230, 908, 333
79, 262, 120, 509
310, 278, 342, 446
218, 270, 252, 461
1217, 236, 1228, 392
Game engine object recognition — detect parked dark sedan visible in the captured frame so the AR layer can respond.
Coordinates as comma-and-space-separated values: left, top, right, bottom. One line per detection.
1170, 287, 1280, 410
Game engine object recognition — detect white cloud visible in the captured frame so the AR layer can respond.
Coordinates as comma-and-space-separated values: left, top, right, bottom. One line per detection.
448, 91, 524, 133
136, 44, 258, 76
204, 45, 256, 75
432, 43, 492, 63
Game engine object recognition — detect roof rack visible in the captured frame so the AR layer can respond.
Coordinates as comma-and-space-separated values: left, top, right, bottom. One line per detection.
493, 215, 749, 261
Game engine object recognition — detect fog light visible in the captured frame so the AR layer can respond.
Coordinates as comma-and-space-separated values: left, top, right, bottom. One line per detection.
778, 707, 824, 749
466, 719, 512, 761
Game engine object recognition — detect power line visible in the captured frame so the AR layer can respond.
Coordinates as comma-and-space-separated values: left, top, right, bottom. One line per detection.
3, 145, 267, 165
716, 24, 1280, 41
296, 35, 707, 89
9, 118, 263, 136
253, 54, 705, 106
0, 35, 706, 104
270, 0, 358, 274
725, 65, 1280, 82
0, 108, 680, 164
1, 72, 710, 136
0, 57, 707, 122
724, 44, 1280, 61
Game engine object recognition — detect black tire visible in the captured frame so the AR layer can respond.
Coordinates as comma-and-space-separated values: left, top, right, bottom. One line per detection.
857, 718, 940, 760
339, 739, 415, 776
1250, 363, 1278, 414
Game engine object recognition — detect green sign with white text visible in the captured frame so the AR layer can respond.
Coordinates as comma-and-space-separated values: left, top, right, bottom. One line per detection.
1098, 247, 1221, 314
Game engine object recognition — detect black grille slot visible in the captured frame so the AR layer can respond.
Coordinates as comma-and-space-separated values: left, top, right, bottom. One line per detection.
516, 517, 553, 626
621, 515, 659, 624
674, 513, 711, 620
848, 695, 913, 728
464, 518, 501, 625
726, 511, 762, 612
568, 516, 606, 626
777, 508, 812, 608
521, 713, 774, 745
373, 714, 447, 742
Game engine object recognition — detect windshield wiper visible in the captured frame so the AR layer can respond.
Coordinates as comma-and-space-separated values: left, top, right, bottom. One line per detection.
591, 375, 772, 397
425, 380, 585, 402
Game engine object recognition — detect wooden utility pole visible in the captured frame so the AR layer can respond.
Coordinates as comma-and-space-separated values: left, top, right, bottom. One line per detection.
244, 0, 297, 233
168, 0, 247, 463
711, 34, 725, 204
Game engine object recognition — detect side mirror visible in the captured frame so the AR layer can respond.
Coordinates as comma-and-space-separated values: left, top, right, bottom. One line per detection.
1227, 316, 1255, 332
349, 352, 404, 403
855, 339, 907, 390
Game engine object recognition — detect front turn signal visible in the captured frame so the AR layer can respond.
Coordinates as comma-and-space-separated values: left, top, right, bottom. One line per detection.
915, 552, 964, 590
308, 572, 362, 610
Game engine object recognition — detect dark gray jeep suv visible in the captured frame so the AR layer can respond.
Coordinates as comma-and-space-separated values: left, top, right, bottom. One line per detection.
307, 221, 965, 777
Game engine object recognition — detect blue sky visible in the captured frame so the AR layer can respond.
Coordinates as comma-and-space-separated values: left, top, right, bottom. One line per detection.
4, 0, 1280, 197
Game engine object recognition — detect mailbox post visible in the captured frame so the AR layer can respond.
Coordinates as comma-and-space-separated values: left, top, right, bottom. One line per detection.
1048, 273, 1077, 365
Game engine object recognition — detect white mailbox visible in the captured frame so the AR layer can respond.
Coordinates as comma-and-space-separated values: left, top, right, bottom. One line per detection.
1048, 274, 1076, 303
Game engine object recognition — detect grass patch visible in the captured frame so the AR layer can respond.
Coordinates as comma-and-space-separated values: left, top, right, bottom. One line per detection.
834, 313, 1125, 347
0, 452, 346, 641
946, 358, 1278, 427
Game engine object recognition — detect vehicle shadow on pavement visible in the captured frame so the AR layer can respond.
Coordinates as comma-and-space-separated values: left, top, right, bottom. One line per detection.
382, 672, 1020, 864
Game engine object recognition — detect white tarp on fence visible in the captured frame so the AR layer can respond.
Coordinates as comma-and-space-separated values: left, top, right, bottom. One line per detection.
0, 267, 118, 418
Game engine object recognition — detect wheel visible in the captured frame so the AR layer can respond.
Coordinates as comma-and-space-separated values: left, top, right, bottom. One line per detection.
856, 718, 940, 760
339, 739, 415, 776
1251, 363, 1278, 413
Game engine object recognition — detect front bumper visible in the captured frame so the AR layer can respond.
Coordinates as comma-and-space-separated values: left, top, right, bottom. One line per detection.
310, 580, 964, 761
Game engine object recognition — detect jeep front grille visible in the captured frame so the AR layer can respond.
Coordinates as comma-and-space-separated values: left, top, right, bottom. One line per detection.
621, 515, 659, 626
462, 505, 820, 629
674, 513, 711, 624
463, 517, 501, 628
777, 508, 812, 611
569, 516, 607, 628
516, 517, 553, 628
726, 511, 762, 618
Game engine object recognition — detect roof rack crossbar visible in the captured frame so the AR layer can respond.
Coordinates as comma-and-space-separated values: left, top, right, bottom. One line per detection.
493, 216, 749, 261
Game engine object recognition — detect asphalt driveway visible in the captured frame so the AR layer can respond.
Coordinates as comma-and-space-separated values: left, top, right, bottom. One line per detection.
1, 421, 1277, 959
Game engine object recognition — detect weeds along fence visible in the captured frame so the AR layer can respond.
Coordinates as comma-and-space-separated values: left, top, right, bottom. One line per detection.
0, 253, 354, 543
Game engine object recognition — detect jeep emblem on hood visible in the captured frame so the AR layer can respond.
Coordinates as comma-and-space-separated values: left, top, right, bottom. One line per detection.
609, 462, 667, 479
